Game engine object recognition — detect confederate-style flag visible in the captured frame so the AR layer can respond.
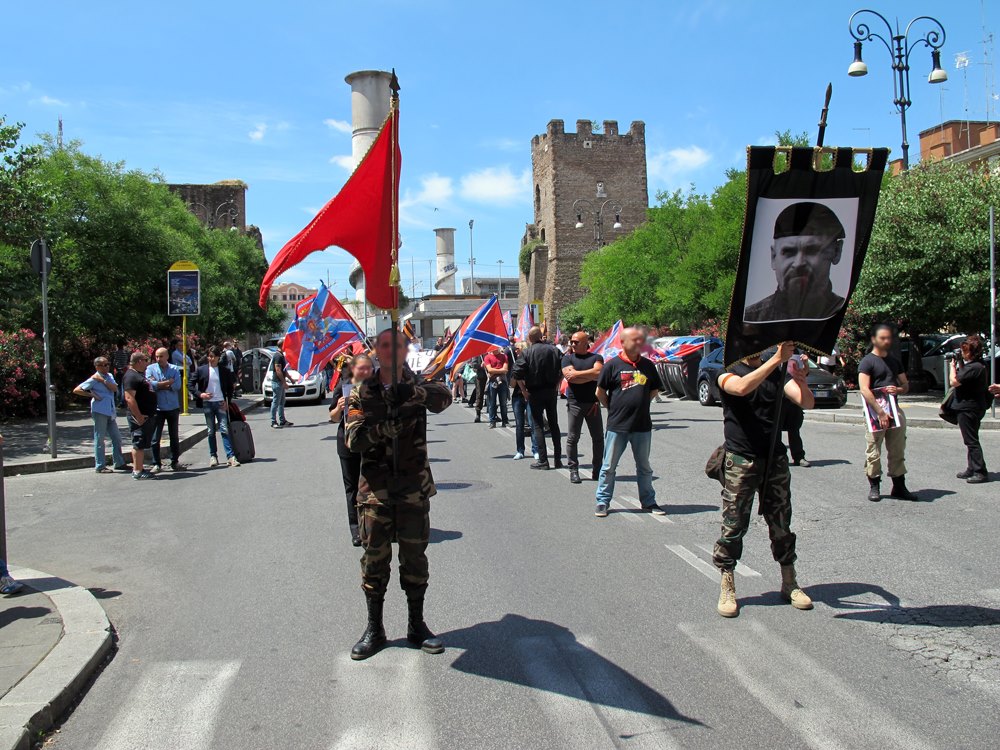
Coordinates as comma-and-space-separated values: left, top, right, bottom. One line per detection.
444, 295, 510, 371
260, 109, 401, 311
283, 282, 365, 378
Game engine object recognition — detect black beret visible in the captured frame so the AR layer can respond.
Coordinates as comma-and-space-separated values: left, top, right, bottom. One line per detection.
773, 202, 845, 240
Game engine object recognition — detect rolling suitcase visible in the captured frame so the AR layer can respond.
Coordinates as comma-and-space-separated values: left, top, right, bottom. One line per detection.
229, 419, 255, 463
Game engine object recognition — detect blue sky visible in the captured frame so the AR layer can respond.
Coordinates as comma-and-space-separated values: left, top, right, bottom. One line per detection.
3, 1, 998, 299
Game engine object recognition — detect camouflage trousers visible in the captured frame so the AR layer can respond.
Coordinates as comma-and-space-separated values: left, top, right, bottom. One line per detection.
357, 493, 431, 598
712, 451, 797, 572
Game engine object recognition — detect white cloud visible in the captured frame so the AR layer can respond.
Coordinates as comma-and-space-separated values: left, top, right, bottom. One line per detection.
32, 94, 68, 107
459, 166, 531, 205
400, 173, 454, 228
403, 173, 453, 208
481, 137, 521, 153
248, 123, 267, 141
648, 145, 712, 189
324, 118, 352, 134
330, 154, 355, 172
0, 82, 31, 96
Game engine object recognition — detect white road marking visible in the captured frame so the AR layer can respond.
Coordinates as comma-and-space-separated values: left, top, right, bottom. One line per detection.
665, 544, 719, 581
678, 621, 936, 750
695, 543, 762, 577
609, 499, 643, 522
329, 650, 438, 750
514, 636, 683, 749
97, 660, 241, 750
620, 495, 675, 524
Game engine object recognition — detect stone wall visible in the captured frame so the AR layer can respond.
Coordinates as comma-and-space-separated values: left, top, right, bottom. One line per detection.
167, 181, 247, 231
520, 119, 648, 327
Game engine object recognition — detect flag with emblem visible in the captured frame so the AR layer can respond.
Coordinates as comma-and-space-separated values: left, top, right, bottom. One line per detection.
283, 282, 365, 378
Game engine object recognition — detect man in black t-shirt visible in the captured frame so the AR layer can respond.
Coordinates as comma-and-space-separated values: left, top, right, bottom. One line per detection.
857, 324, 916, 502
561, 331, 604, 484
594, 327, 664, 517
123, 351, 159, 480
713, 342, 815, 618
269, 340, 296, 429
511, 327, 565, 469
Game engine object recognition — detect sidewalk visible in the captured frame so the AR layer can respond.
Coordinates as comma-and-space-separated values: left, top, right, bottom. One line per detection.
2, 396, 264, 477
803, 391, 1000, 430
0, 568, 112, 750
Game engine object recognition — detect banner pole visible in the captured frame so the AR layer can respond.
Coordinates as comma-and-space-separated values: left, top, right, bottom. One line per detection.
991, 206, 997, 419
181, 315, 189, 416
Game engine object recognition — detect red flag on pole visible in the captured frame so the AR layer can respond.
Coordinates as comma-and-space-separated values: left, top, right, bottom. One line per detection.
259, 109, 401, 310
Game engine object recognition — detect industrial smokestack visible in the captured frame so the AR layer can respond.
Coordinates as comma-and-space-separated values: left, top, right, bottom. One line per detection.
434, 228, 457, 295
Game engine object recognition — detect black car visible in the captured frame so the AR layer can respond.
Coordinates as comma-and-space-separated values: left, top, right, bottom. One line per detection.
697, 348, 848, 408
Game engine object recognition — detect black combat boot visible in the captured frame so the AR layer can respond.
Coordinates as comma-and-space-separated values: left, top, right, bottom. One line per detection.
569, 469, 581, 484
867, 477, 881, 502
890, 476, 918, 501
406, 595, 444, 654
350, 594, 387, 661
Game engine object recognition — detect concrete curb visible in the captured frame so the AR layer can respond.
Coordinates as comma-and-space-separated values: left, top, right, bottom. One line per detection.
802, 410, 999, 430
0, 568, 113, 750
3, 397, 265, 477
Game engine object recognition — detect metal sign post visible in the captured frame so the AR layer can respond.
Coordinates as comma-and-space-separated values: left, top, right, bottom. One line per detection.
991, 207, 997, 419
31, 239, 56, 458
168, 261, 201, 416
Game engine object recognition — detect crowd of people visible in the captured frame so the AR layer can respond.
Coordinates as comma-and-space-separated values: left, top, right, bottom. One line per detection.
327, 321, 999, 637
73, 340, 247, 479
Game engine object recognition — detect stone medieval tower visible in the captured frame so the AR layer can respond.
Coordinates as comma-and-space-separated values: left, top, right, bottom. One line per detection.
519, 119, 648, 328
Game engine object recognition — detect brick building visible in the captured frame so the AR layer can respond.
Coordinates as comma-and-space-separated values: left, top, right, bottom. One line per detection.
915, 119, 1000, 171
519, 119, 648, 326
269, 282, 318, 312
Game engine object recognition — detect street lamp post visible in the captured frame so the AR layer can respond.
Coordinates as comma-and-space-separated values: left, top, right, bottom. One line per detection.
572, 198, 624, 250
848, 9, 948, 170
468, 219, 476, 296
497, 259, 504, 297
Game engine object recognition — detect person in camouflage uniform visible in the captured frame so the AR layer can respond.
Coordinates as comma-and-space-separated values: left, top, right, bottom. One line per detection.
712, 342, 815, 618
345, 328, 453, 660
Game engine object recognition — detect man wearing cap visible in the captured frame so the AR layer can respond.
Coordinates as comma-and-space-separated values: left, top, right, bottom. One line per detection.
744, 202, 848, 323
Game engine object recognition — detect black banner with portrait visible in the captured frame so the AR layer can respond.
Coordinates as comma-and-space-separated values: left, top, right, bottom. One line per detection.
723, 146, 889, 366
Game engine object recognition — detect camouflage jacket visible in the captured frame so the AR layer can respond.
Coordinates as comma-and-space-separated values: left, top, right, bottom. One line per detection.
345, 366, 453, 503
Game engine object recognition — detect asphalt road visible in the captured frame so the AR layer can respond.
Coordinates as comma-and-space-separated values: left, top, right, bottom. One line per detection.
5, 395, 1000, 749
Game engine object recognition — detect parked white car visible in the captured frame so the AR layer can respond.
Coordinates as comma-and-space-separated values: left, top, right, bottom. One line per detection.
262, 360, 329, 405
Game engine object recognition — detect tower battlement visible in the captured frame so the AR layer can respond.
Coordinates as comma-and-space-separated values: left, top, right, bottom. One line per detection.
520, 118, 649, 325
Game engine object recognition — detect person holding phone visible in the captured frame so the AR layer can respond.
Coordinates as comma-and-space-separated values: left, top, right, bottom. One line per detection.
330, 354, 374, 546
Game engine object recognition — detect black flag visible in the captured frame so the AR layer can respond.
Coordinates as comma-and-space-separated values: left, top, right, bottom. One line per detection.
723, 146, 889, 366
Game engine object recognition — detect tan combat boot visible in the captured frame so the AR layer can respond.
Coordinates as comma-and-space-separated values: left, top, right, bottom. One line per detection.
717, 570, 738, 618
780, 565, 813, 610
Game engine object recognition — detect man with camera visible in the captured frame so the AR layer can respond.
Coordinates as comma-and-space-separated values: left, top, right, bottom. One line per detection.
858, 324, 918, 502
948, 335, 990, 484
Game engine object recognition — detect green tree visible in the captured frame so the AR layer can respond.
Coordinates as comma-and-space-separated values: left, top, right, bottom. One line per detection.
0, 137, 284, 343
852, 158, 999, 340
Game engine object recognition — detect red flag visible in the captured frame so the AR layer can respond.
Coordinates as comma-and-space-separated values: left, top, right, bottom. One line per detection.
259, 109, 401, 310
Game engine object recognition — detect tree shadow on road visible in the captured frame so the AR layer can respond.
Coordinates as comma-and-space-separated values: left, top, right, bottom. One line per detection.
440, 613, 705, 728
